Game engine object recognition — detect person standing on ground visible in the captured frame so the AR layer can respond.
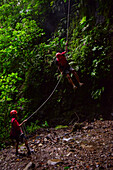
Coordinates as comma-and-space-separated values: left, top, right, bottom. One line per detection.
10, 110, 31, 156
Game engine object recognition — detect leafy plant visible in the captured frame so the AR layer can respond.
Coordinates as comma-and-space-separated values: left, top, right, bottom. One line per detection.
55, 125, 68, 130
0, 72, 28, 148
26, 120, 41, 133
42, 121, 49, 127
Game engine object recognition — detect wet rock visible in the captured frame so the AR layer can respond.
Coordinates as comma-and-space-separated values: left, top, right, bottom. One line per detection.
38, 143, 43, 147
47, 159, 62, 165
62, 137, 73, 142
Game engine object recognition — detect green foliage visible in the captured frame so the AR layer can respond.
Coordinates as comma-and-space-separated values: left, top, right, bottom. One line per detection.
26, 120, 49, 134
0, 0, 48, 148
0, 19, 44, 74
80, 16, 86, 24
64, 167, 70, 169
26, 120, 41, 133
0, 0, 113, 149
0, 73, 21, 102
0, 72, 28, 148
55, 125, 68, 130
42, 121, 49, 127
70, 16, 111, 100
91, 87, 104, 100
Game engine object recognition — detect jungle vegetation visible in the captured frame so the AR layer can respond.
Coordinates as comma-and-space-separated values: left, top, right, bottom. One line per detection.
0, 0, 113, 148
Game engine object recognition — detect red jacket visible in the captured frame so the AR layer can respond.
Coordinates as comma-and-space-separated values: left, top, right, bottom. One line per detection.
10, 118, 22, 138
56, 51, 68, 67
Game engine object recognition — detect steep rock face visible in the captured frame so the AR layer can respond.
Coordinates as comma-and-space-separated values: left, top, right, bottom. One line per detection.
43, 1, 67, 37
42, 0, 77, 38
22, 0, 113, 123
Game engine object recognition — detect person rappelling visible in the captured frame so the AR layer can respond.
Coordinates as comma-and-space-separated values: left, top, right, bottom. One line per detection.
55, 42, 84, 90
55, 0, 83, 90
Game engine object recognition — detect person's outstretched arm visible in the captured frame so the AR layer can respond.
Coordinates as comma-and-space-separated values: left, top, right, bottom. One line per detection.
19, 119, 27, 127
61, 41, 68, 55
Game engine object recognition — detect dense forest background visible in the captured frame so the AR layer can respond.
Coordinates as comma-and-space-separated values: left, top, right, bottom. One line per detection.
0, 0, 113, 148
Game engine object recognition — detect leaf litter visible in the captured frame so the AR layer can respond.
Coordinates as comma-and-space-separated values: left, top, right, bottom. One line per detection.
0, 120, 113, 169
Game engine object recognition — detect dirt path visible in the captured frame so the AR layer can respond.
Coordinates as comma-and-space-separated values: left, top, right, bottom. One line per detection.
0, 120, 113, 169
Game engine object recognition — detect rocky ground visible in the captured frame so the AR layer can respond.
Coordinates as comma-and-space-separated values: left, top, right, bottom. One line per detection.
0, 120, 113, 170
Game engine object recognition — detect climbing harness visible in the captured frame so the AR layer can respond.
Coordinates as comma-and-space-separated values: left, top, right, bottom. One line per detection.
26, 76, 62, 121
66, 0, 71, 42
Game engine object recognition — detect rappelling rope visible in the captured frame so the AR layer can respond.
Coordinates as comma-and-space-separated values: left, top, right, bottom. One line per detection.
24, 1, 70, 122
26, 75, 62, 121
66, 0, 71, 42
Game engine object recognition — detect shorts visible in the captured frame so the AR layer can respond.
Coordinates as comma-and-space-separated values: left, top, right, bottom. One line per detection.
10, 133, 27, 143
61, 64, 74, 75
19, 133, 27, 143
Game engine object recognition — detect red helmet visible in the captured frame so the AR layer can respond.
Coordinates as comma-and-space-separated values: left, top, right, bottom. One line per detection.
56, 52, 61, 57
10, 110, 17, 116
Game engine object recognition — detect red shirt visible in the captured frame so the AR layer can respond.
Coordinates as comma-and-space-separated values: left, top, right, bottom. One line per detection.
10, 118, 22, 137
56, 51, 68, 66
